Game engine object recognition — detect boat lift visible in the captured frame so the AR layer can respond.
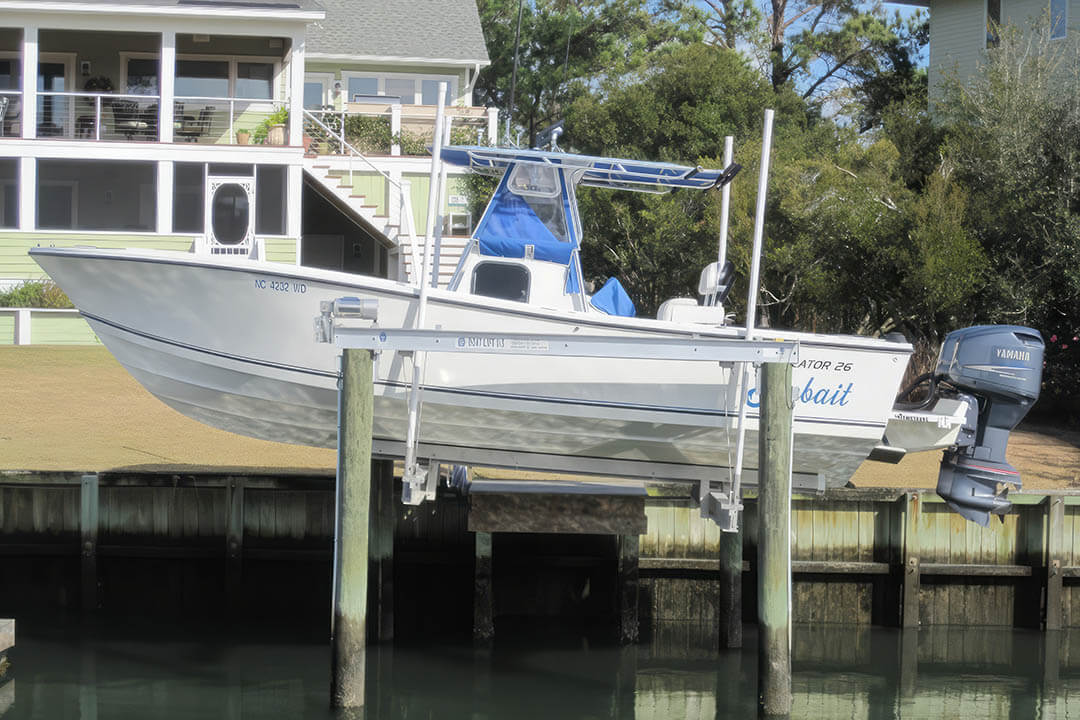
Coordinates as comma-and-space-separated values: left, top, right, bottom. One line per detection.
315, 297, 800, 531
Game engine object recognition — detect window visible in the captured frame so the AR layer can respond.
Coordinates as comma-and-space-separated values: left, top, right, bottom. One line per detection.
507, 164, 569, 242
987, 0, 1001, 47
173, 162, 287, 235
421, 80, 453, 106
0, 158, 17, 229
472, 262, 530, 302
0, 59, 19, 90
342, 74, 458, 105
1051, 0, 1067, 38
126, 58, 159, 95
347, 76, 378, 102
211, 184, 250, 245
236, 62, 273, 99
38, 160, 155, 231
385, 78, 415, 103
255, 165, 286, 235
174, 162, 205, 233
304, 81, 325, 109
176, 59, 228, 97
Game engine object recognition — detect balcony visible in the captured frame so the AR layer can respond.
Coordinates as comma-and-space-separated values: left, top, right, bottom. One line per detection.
0, 29, 298, 146
305, 102, 497, 156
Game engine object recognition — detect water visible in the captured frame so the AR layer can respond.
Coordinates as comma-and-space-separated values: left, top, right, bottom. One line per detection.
0, 615, 1076, 719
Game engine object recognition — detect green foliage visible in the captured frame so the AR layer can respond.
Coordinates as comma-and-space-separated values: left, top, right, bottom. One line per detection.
252, 106, 289, 144
0, 280, 74, 308
344, 115, 392, 154
475, 0, 703, 146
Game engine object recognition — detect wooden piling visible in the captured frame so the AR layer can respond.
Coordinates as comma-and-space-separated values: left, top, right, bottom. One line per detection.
618, 534, 640, 644
718, 524, 743, 648
80, 473, 98, 610
474, 531, 494, 643
1045, 496, 1064, 631
370, 459, 395, 642
331, 348, 375, 709
225, 476, 244, 609
900, 492, 921, 629
757, 361, 793, 717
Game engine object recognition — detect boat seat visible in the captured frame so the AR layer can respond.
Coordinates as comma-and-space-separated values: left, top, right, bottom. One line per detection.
698, 260, 734, 305
657, 297, 726, 325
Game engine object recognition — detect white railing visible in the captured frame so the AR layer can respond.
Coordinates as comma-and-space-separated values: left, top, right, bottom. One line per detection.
0, 90, 22, 138
305, 103, 494, 156
302, 108, 422, 283
173, 96, 289, 145
36, 91, 160, 141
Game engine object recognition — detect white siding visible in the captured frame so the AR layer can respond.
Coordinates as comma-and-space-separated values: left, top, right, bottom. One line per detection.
929, 0, 989, 100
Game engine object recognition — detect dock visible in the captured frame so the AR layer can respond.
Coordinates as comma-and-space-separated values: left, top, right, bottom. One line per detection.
2, 469, 1078, 629
0, 619, 11, 656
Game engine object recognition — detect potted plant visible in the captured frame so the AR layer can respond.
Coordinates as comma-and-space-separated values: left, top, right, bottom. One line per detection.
254, 107, 289, 145
236, 128, 251, 145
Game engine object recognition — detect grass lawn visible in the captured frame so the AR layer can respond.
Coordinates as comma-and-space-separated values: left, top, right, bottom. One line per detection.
0, 346, 336, 472
2, 346, 1078, 489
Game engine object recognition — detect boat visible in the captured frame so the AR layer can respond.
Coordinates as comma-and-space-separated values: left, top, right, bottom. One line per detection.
28, 131, 1045, 526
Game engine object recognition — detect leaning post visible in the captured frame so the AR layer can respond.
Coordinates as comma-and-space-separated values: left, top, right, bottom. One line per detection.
330, 348, 375, 709
757, 360, 793, 716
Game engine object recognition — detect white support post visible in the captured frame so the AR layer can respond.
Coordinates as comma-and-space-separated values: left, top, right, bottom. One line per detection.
487, 107, 499, 146
390, 104, 401, 156
289, 33, 305, 146
13, 308, 31, 345
287, 163, 303, 253
160, 31, 176, 143
22, 25, 38, 140
157, 161, 174, 234
18, 156, 34, 231
387, 169, 402, 229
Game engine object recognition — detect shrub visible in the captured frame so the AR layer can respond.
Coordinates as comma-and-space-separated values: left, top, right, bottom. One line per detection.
344, 115, 392, 154
0, 279, 74, 308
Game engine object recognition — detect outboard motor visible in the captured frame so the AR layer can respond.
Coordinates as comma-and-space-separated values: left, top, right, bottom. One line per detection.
935, 326, 1044, 526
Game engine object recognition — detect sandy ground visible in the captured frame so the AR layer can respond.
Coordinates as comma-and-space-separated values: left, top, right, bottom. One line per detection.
2, 346, 1079, 489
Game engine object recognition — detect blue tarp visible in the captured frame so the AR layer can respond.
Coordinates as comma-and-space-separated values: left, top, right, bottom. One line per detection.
590, 277, 636, 317
475, 173, 575, 264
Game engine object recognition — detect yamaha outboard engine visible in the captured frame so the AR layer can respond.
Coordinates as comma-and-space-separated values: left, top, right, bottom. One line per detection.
935, 326, 1044, 526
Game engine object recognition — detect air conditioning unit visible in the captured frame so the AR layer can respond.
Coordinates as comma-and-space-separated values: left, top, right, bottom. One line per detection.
443, 211, 472, 236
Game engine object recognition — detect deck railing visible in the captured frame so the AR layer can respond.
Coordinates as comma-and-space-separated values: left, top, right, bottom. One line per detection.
0, 90, 22, 138
306, 103, 494, 156
173, 97, 290, 146
34, 91, 160, 142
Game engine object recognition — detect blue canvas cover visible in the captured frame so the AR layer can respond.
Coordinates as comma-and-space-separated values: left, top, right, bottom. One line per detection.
474, 172, 575, 264
590, 277, 636, 317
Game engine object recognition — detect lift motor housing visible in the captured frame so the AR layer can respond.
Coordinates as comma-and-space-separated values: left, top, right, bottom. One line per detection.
935, 325, 1044, 525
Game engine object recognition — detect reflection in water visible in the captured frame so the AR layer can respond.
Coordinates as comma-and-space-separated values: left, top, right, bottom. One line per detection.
0, 618, 1078, 719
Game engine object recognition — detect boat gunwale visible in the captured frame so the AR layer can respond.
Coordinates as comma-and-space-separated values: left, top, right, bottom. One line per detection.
29, 244, 915, 355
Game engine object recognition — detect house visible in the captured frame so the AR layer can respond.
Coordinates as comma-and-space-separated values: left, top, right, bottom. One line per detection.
0, 0, 493, 344
913, 0, 1072, 98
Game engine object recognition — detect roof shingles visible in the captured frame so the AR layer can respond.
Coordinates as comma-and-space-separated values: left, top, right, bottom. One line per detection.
307, 0, 488, 63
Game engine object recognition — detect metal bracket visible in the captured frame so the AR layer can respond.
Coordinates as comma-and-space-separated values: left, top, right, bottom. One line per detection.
401, 461, 439, 505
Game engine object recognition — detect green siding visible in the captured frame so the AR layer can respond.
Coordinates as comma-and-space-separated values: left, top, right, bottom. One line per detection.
264, 237, 298, 264
29, 313, 100, 346
403, 173, 469, 234
0, 233, 298, 280
350, 174, 388, 216
1, 233, 195, 280
0, 312, 12, 344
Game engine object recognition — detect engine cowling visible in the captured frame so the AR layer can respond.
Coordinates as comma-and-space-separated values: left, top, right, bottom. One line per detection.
935, 325, 1044, 525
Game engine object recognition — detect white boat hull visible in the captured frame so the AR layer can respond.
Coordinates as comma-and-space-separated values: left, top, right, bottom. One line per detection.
31, 247, 914, 488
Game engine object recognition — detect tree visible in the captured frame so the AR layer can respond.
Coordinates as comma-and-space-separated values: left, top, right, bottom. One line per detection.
701, 0, 925, 106
473, 0, 702, 147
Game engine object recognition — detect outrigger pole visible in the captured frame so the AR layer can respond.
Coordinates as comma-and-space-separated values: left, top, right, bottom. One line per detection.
725, 109, 775, 532
401, 82, 449, 504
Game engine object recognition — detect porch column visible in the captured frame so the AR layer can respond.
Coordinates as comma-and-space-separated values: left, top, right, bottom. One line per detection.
160, 30, 176, 143
288, 164, 302, 252
157, 161, 173, 234
288, 33, 305, 146
21, 25, 37, 140
18, 157, 35, 231
487, 107, 498, 146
